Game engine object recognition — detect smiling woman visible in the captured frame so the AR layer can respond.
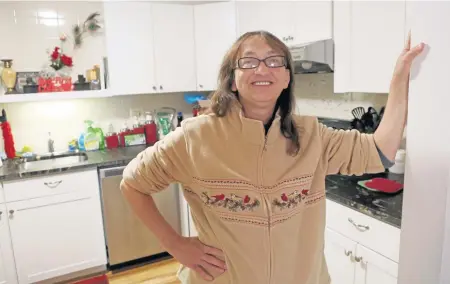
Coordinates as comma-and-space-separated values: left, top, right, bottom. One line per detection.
120, 30, 423, 284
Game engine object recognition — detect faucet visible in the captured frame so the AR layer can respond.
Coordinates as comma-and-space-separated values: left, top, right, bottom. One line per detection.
47, 132, 54, 153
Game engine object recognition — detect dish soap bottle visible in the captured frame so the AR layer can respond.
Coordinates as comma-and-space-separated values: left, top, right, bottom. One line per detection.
93, 123, 105, 150
83, 120, 100, 151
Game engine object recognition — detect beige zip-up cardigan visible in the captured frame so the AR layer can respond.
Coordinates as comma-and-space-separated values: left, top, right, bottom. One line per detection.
121, 101, 386, 284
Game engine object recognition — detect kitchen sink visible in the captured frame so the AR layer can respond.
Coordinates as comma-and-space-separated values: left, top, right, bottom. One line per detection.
18, 152, 89, 170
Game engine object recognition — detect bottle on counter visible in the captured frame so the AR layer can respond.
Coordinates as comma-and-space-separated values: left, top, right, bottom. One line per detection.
177, 112, 183, 127
105, 124, 119, 149
144, 111, 158, 145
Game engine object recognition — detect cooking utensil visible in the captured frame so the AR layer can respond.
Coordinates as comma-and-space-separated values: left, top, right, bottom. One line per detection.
352, 107, 365, 120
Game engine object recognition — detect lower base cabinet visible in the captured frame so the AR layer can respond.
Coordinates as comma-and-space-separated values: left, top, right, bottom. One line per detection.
325, 226, 398, 284
0, 169, 107, 284
0, 203, 18, 284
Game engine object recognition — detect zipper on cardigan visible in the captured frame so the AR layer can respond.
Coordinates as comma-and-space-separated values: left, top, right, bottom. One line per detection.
260, 130, 271, 284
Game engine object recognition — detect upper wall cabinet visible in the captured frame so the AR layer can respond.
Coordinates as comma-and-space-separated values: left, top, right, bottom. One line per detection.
333, 1, 406, 94
194, 2, 237, 91
103, 2, 196, 95
104, 2, 156, 95
236, 1, 332, 46
152, 3, 197, 93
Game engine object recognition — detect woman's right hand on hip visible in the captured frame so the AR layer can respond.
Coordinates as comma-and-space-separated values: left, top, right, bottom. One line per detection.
167, 237, 227, 281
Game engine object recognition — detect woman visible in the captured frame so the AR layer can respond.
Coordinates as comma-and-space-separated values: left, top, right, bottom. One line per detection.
120, 31, 424, 284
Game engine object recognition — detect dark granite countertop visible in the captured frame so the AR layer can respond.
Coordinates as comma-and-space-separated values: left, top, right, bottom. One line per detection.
0, 145, 147, 181
325, 172, 403, 229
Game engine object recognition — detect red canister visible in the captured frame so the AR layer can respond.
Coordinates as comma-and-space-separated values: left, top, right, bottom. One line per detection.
105, 133, 119, 149
144, 122, 158, 145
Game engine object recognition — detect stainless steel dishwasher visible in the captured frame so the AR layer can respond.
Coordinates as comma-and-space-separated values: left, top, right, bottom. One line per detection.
99, 166, 181, 266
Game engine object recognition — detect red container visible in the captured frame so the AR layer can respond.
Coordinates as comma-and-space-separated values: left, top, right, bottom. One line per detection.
144, 122, 158, 145
105, 134, 119, 149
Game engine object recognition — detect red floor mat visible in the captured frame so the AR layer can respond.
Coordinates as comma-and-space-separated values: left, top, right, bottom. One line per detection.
72, 274, 109, 284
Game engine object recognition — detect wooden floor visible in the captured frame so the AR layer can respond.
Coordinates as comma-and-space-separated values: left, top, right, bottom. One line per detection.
107, 258, 181, 284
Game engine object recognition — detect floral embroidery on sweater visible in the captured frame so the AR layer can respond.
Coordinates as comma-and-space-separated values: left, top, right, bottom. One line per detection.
201, 192, 260, 212
272, 189, 309, 210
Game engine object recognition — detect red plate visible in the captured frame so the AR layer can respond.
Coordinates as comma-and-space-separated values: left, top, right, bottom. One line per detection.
364, 178, 403, 193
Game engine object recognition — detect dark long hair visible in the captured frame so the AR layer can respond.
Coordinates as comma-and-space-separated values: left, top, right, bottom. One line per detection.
209, 30, 300, 156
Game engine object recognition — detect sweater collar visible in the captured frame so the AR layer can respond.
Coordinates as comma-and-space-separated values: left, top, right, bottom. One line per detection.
227, 99, 282, 146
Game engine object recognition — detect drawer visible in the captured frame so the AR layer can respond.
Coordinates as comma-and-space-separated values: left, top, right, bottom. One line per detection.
4, 169, 99, 202
326, 199, 401, 263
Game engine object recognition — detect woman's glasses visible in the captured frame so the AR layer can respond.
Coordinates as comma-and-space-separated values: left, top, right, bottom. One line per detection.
236, 55, 286, 69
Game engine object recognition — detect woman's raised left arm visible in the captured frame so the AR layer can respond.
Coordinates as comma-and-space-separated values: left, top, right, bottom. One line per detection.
374, 32, 425, 161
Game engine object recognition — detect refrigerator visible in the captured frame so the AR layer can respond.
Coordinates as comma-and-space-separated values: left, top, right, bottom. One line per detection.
398, 2, 450, 284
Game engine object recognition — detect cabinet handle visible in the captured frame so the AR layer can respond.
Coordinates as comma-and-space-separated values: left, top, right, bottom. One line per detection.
9, 210, 14, 215
348, 218, 370, 231
44, 180, 62, 188
159, 85, 163, 90
344, 250, 352, 257
153, 86, 157, 90
354, 256, 363, 262
199, 84, 203, 88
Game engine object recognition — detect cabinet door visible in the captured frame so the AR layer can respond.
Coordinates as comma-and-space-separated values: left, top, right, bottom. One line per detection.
7, 191, 107, 284
0, 204, 18, 284
292, 0, 332, 45
333, 1, 406, 93
104, 2, 157, 95
354, 245, 398, 284
194, 2, 237, 91
152, 3, 197, 93
324, 228, 357, 284
236, 1, 294, 44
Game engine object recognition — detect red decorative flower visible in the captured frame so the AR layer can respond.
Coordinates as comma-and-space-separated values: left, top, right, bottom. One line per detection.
60, 55, 73, 67
281, 193, 288, 202
48, 46, 73, 71
243, 195, 250, 203
301, 189, 309, 196
212, 194, 225, 201
51, 48, 59, 60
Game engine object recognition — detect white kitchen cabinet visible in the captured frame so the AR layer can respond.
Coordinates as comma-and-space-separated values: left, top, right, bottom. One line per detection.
354, 245, 398, 284
291, 1, 332, 44
0, 204, 18, 284
104, 2, 157, 95
333, 1, 406, 94
325, 228, 357, 284
325, 227, 398, 284
236, 1, 293, 43
152, 4, 197, 93
104, 2, 197, 95
236, 1, 332, 46
194, 2, 237, 91
3, 169, 107, 284
325, 199, 400, 284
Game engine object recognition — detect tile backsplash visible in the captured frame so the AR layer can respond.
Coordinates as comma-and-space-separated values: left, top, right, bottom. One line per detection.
0, 73, 388, 154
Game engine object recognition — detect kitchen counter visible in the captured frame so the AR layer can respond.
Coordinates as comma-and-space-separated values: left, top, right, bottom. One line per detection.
0, 126, 404, 229
0, 145, 147, 181
325, 172, 403, 229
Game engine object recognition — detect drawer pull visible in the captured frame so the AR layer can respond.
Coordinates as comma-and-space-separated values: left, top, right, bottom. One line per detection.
348, 218, 370, 231
354, 256, 363, 262
44, 180, 62, 188
344, 250, 352, 257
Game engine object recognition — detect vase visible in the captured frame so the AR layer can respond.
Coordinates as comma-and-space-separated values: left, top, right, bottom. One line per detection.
1, 59, 17, 94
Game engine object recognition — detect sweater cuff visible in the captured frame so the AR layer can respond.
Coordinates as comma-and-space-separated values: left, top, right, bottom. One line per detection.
376, 145, 395, 168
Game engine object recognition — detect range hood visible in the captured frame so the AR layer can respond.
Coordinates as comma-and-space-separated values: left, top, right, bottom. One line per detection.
289, 38, 334, 74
